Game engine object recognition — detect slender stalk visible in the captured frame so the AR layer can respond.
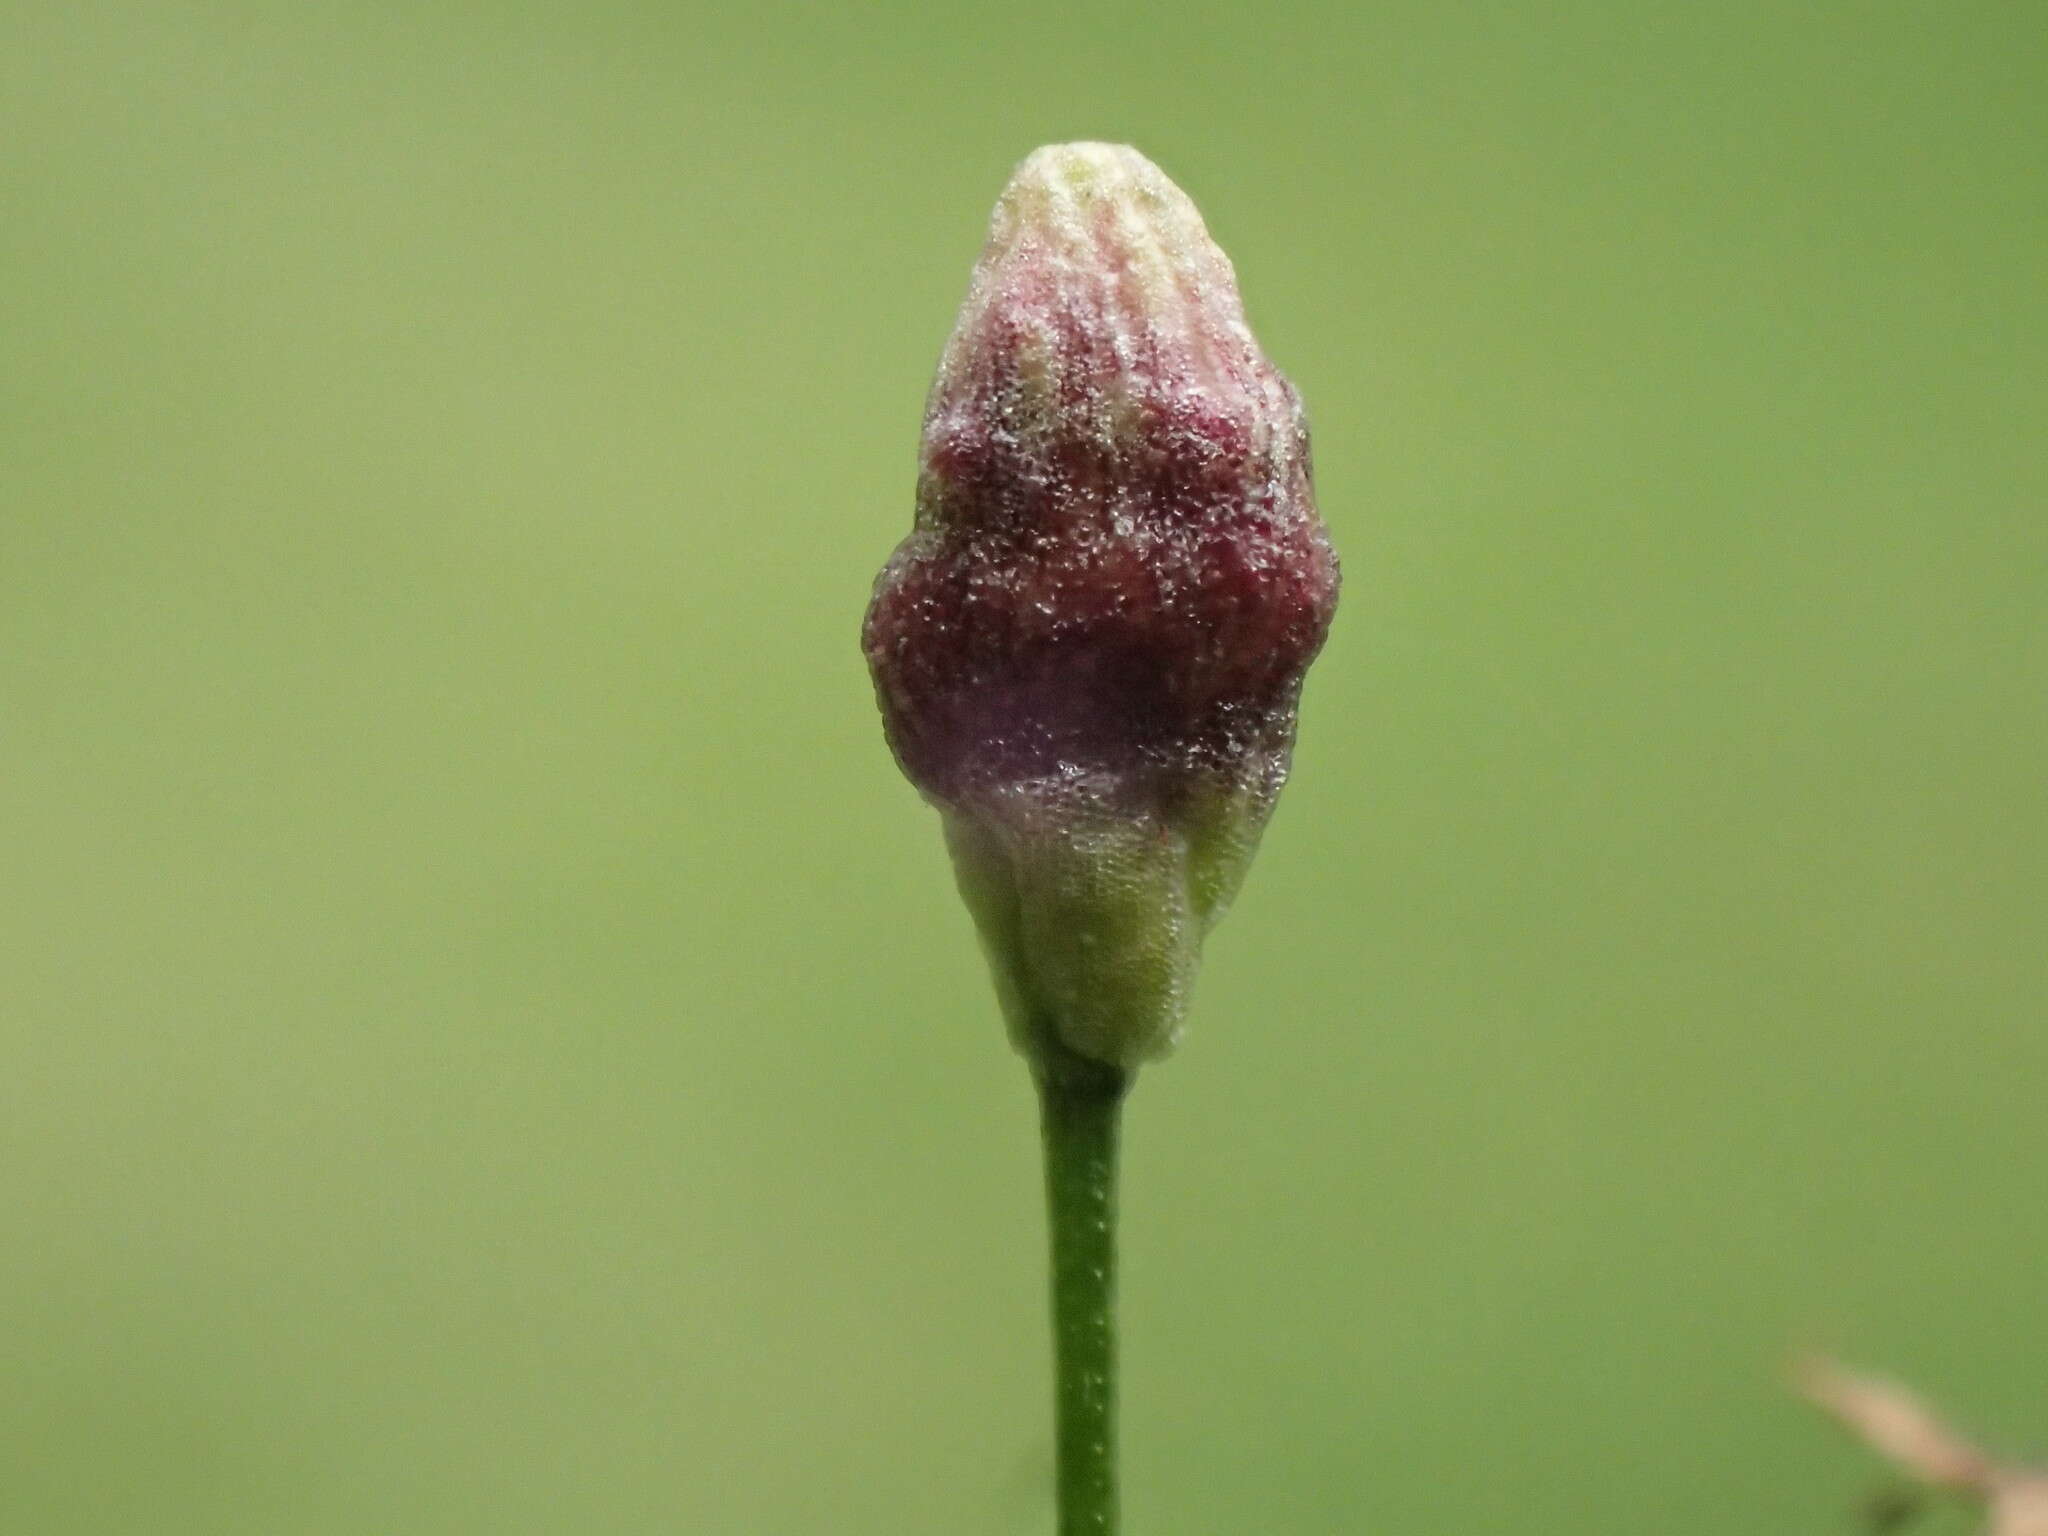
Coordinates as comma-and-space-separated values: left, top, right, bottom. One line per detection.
1038, 1053, 1129, 1536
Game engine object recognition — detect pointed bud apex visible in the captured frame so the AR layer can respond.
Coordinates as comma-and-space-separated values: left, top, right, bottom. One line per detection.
863, 143, 1338, 1075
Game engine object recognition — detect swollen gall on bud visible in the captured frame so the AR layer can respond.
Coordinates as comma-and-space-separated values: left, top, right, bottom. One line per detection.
863, 143, 1339, 1075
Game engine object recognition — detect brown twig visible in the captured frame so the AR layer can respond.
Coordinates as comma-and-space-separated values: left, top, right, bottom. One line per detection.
1796, 1357, 2048, 1536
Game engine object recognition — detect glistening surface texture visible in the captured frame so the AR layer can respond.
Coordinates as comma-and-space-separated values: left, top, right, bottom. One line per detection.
3, 3, 2044, 1533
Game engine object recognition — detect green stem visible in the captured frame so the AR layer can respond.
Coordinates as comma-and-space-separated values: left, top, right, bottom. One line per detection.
1038, 1053, 1128, 1536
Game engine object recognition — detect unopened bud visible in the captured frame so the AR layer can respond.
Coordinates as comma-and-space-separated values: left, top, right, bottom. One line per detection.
863, 143, 1339, 1074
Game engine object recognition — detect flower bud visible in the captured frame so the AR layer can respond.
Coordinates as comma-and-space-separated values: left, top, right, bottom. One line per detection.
863, 143, 1338, 1074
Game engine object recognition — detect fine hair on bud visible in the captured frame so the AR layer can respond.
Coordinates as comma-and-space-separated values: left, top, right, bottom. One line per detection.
864, 143, 1339, 1073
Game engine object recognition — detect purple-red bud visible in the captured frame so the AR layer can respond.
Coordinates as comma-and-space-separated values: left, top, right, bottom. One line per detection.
863, 144, 1338, 1072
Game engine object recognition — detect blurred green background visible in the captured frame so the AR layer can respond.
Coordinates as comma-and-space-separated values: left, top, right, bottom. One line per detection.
4, 1, 2043, 1531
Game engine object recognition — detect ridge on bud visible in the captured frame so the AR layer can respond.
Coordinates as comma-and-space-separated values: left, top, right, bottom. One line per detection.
862, 142, 1339, 1075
